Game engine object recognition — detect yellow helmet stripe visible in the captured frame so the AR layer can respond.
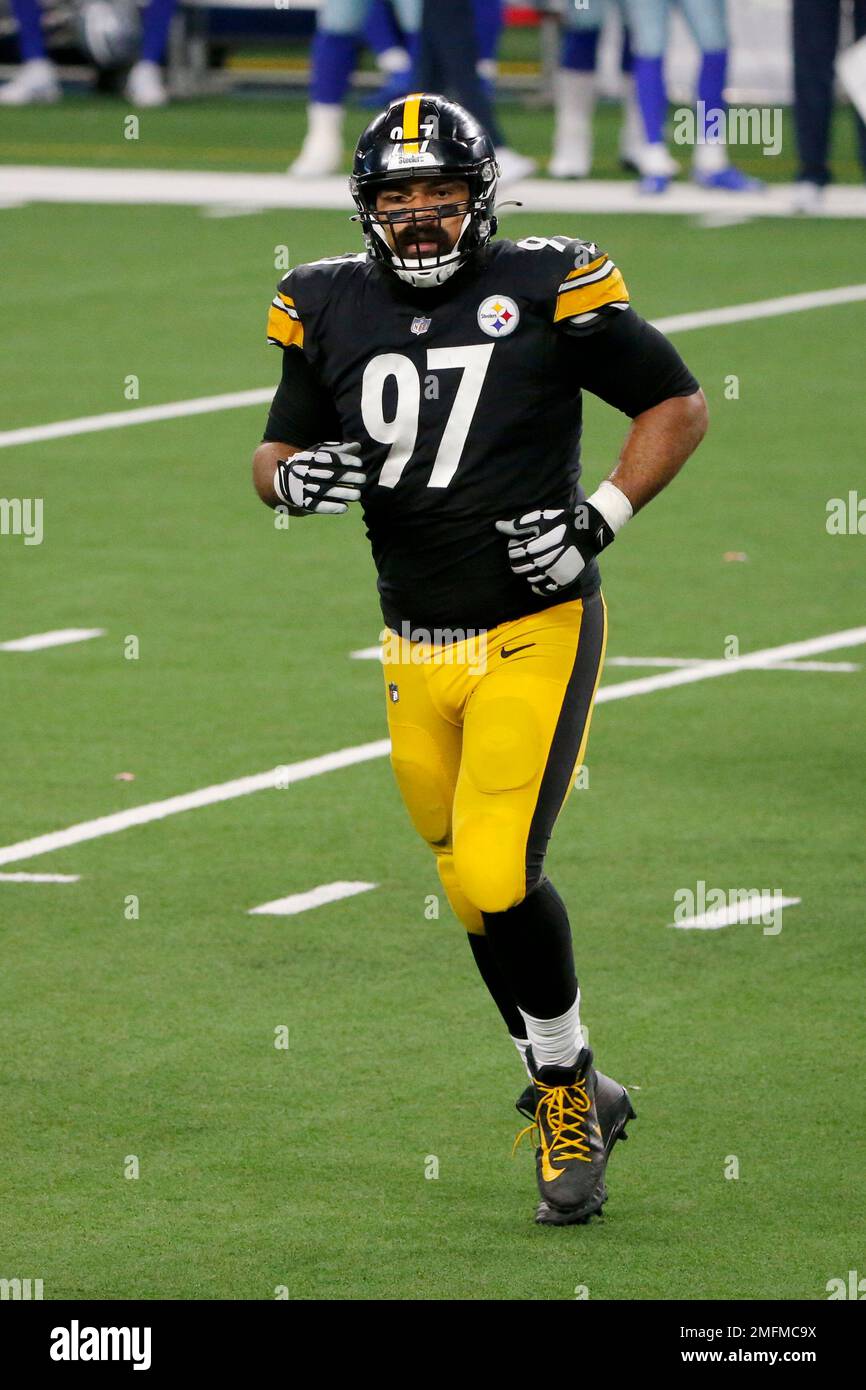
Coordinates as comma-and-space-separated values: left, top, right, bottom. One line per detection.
402, 91, 423, 153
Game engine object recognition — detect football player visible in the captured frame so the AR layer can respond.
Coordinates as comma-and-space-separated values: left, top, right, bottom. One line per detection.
253, 94, 708, 1226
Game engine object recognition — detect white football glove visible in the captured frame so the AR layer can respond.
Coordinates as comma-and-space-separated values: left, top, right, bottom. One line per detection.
496, 484, 633, 596
274, 441, 366, 515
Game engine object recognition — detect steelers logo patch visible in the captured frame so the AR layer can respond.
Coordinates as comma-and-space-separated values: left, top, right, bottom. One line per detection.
477, 295, 520, 338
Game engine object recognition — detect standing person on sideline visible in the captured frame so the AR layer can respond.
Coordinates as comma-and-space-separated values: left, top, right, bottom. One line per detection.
548, 0, 645, 179
792, 0, 866, 213
291, 0, 421, 176
415, 0, 536, 183
254, 95, 708, 1225
0, 0, 177, 107
624, 0, 764, 192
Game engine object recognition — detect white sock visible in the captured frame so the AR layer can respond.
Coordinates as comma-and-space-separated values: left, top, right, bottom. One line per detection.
519, 990, 582, 1072
551, 68, 596, 175
511, 1035, 533, 1080
378, 46, 410, 76
24, 58, 57, 77
618, 75, 645, 166
307, 102, 344, 140
693, 141, 729, 175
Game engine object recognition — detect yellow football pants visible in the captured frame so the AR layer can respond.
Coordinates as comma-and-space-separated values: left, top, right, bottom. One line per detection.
381, 591, 608, 934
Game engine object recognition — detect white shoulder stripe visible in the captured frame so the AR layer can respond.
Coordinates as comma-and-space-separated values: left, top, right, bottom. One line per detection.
567, 301, 629, 326
556, 259, 614, 296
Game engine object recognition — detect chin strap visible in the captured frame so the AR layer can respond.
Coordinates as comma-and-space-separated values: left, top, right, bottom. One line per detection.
393, 260, 464, 288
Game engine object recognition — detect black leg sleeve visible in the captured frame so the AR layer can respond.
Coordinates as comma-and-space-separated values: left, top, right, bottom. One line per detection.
481, 877, 578, 1020
466, 932, 527, 1037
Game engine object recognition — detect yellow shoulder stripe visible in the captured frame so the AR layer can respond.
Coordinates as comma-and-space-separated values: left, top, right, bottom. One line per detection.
554, 266, 629, 322
267, 304, 304, 348
277, 292, 296, 308
563, 254, 609, 282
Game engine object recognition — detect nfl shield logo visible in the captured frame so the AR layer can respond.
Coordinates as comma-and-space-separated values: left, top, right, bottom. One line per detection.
411, 316, 431, 336
388, 681, 400, 703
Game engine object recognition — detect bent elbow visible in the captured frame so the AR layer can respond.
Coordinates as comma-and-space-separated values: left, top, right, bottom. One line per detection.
687, 387, 710, 441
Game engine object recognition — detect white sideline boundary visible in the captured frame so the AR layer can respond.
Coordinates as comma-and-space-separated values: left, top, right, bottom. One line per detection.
3, 282, 865, 451
0, 626, 863, 869
4, 166, 866, 219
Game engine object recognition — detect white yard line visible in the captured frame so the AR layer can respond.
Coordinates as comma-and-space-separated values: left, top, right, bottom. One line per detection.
763, 660, 861, 672
353, 649, 860, 672
596, 626, 866, 703
0, 871, 80, 883
0, 739, 390, 868
2, 283, 865, 451
248, 881, 376, 916
671, 894, 801, 930
653, 284, 866, 334
4, 165, 866, 218
0, 627, 105, 652
605, 655, 859, 672
0, 390, 271, 450
0, 627, 862, 869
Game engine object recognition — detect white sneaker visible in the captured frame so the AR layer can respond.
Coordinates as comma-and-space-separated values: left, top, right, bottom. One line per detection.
495, 147, 537, 185
124, 60, 168, 108
289, 103, 344, 177
791, 181, 824, 215
0, 58, 61, 106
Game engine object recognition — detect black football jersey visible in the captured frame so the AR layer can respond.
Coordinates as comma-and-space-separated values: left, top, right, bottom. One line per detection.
263, 236, 699, 633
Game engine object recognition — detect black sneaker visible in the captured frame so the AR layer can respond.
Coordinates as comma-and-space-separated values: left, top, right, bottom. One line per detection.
513, 1046, 607, 1225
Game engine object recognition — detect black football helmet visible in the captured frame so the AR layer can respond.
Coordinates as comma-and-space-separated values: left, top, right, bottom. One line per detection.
350, 93, 499, 289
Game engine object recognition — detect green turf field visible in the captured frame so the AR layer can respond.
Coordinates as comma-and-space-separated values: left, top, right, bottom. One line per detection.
1, 103, 865, 1301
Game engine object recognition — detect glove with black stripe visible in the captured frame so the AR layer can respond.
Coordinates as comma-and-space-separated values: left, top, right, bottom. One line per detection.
495, 482, 633, 596
273, 441, 366, 516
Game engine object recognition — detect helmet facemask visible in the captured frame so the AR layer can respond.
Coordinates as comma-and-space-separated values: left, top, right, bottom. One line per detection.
352, 167, 498, 289
368, 195, 473, 287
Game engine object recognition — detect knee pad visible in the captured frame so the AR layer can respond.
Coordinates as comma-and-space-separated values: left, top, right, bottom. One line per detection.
463, 695, 544, 794
389, 725, 451, 847
453, 812, 527, 914
436, 854, 484, 935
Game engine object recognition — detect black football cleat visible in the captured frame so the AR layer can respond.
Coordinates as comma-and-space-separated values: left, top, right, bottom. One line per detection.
513, 1046, 608, 1225
516, 1065, 636, 1163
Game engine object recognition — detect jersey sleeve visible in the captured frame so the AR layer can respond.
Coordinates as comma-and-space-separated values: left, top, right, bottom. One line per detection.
261, 345, 341, 446
552, 240, 631, 336
262, 271, 340, 445
266, 274, 305, 350
571, 308, 701, 418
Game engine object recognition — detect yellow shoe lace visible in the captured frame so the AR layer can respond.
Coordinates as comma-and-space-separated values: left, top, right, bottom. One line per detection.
512, 1076, 594, 1164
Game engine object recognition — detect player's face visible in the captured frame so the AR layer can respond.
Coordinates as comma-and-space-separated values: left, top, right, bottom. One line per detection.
374, 177, 472, 259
